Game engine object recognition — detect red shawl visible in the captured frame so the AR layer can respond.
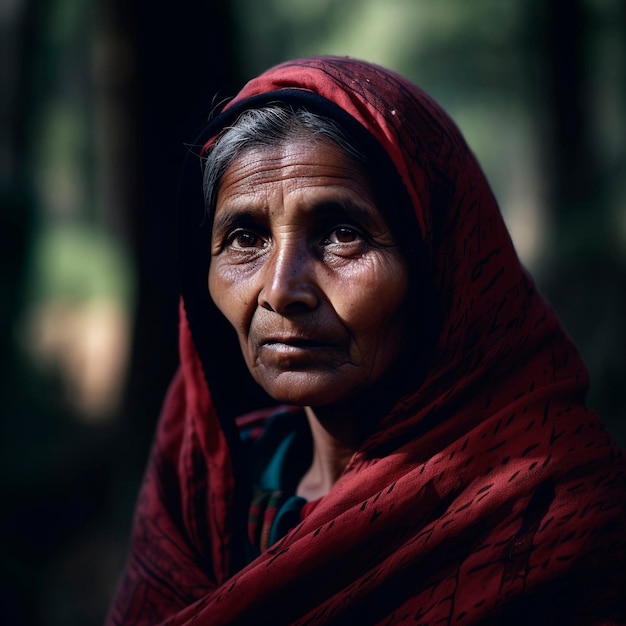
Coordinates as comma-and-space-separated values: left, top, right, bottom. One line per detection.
108, 57, 626, 625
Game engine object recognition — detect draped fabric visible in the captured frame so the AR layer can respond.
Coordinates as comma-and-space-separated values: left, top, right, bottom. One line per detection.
108, 57, 626, 625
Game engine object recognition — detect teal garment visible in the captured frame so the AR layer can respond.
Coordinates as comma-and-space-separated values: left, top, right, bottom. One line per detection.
240, 407, 311, 556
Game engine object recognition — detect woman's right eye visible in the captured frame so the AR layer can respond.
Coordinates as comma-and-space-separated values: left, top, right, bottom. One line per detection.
228, 230, 266, 250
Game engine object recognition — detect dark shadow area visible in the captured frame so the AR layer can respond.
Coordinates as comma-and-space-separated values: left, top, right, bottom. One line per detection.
1, 1, 237, 623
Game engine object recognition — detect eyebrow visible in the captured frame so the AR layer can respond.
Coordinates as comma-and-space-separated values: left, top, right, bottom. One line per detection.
211, 196, 385, 239
309, 199, 382, 228
212, 208, 259, 239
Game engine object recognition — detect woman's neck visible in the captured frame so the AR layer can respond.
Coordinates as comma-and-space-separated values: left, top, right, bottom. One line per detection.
295, 405, 363, 501
295, 368, 410, 500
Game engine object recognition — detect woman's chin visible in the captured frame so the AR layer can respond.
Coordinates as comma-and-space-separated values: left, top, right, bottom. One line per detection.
254, 369, 364, 409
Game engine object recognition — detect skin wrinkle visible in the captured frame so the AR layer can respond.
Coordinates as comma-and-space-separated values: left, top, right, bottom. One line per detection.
208, 138, 411, 494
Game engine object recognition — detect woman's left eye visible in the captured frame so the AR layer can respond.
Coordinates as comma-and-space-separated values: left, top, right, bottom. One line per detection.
227, 229, 266, 249
324, 226, 361, 245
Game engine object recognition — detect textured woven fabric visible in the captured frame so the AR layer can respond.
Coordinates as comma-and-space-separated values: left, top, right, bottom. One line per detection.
240, 406, 309, 556
108, 57, 626, 625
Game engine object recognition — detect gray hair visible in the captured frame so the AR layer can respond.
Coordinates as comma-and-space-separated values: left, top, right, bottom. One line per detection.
202, 104, 367, 219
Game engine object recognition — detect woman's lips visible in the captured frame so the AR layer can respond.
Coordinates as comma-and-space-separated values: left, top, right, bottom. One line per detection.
255, 334, 346, 367
260, 338, 341, 355
262, 337, 332, 349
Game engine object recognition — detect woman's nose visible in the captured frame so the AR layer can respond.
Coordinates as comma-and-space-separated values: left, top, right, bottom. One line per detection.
258, 242, 319, 314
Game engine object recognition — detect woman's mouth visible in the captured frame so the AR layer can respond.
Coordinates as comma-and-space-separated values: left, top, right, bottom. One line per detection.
256, 335, 346, 367
262, 338, 331, 349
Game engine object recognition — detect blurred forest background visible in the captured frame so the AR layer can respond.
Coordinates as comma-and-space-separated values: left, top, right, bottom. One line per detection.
1, 0, 625, 624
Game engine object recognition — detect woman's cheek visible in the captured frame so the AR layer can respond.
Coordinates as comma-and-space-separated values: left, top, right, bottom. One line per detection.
209, 262, 252, 327
333, 254, 408, 319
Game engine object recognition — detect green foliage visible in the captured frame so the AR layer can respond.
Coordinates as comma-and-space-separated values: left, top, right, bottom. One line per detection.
25, 222, 134, 305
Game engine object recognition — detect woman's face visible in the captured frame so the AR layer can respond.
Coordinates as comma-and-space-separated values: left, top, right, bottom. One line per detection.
208, 137, 410, 408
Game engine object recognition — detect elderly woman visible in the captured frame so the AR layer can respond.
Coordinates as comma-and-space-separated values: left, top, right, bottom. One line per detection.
109, 57, 625, 625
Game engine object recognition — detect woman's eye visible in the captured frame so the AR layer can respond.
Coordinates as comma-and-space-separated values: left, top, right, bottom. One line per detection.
229, 230, 264, 249
326, 227, 361, 244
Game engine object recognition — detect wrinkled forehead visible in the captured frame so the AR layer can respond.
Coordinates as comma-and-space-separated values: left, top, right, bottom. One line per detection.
216, 138, 372, 198
199, 91, 421, 258
212, 138, 392, 245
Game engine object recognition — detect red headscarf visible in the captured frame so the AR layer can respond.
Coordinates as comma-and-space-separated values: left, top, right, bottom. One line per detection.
108, 57, 626, 625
